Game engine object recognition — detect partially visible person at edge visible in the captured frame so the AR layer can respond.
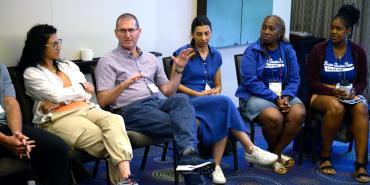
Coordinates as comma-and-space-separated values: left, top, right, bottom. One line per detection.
18, 24, 137, 185
0, 64, 69, 185
172, 15, 278, 184
307, 4, 369, 183
235, 15, 306, 175
94, 13, 215, 185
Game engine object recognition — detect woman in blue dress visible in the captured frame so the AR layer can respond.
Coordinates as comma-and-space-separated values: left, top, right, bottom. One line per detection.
173, 15, 277, 184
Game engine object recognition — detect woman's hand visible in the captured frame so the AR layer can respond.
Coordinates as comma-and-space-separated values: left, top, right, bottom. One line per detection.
275, 96, 291, 113
333, 88, 350, 99
40, 100, 61, 114
198, 88, 220, 96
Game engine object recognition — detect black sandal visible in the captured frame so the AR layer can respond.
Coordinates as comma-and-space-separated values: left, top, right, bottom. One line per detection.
319, 156, 336, 175
354, 162, 370, 183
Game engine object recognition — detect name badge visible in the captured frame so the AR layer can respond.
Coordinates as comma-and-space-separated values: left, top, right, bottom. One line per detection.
147, 83, 159, 93
0, 105, 4, 114
205, 83, 211, 90
269, 82, 282, 96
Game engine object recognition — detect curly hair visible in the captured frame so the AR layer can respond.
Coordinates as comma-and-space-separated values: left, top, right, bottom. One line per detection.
18, 24, 58, 72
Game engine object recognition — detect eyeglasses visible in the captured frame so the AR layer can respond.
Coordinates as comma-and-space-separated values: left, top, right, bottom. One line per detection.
116, 28, 138, 34
45, 39, 62, 49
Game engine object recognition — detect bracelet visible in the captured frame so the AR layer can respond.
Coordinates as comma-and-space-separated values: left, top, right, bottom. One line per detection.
79, 83, 86, 90
175, 67, 184, 74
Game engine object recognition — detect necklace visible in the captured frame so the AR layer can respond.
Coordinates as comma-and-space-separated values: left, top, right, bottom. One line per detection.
333, 45, 348, 83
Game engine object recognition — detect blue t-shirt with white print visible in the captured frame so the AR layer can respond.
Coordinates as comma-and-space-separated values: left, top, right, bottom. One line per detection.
262, 48, 286, 85
320, 41, 355, 84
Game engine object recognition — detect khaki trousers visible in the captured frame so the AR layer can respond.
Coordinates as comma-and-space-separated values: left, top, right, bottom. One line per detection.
41, 107, 132, 184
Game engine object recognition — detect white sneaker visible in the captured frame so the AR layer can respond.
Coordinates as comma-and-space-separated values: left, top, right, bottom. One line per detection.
244, 146, 278, 165
212, 165, 226, 184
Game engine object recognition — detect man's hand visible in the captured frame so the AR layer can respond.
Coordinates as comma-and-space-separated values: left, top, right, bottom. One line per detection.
40, 100, 61, 114
171, 48, 195, 68
121, 72, 143, 88
3, 133, 35, 159
82, 82, 95, 94
14, 131, 35, 158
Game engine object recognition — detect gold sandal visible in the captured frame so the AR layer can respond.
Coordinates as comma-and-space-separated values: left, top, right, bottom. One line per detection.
271, 161, 287, 175
354, 162, 370, 183
281, 154, 295, 168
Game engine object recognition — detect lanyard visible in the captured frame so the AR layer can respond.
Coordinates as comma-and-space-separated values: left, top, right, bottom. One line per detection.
334, 49, 348, 83
265, 48, 284, 82
200, 56, 212, 85
133, 58, 153, 84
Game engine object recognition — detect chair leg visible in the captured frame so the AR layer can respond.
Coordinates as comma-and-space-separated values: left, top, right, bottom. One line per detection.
92, 159, 100, 178
173, 143, 179, 185
161, 142, 169, 161
140, 146, 150, 170
311, 120, 318, 164
70, 169, 78, 185
105, 160, 110, 185
298, 124, 305, 165
347, 140, 353, 152
232, 141, 238, 171
249, 122, 255, 167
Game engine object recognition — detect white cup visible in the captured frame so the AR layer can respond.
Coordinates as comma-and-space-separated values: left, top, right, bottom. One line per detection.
336, 82, 353, 96
80, 49, 95, 61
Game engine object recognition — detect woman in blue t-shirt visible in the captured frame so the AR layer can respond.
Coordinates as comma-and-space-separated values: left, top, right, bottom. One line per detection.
173, 16, 277, 184
235, 15, 306, 175
307, 5, 369, 183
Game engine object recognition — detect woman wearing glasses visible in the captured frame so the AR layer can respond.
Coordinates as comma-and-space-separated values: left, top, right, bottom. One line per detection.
18, 24, 138, 185
235, 15, 306, 175
172, 16, 278, 184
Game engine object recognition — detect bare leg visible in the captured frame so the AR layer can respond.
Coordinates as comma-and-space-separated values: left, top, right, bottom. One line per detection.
351, 103, 369, 178
256, 108, 284, 151
311, 95, 344, 174
230, 129, 254, 153
270, 104, 305, 154
117, 160, 131, 179
212, 137, 228, 166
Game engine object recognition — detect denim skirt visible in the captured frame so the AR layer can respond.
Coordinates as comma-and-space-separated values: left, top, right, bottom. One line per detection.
241, 96, 303, 121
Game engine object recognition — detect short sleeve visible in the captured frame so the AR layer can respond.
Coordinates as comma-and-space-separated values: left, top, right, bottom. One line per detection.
1, 65, 16, 97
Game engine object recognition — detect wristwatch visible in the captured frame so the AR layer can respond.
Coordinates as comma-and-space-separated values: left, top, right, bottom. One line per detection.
175, 67, 184, 74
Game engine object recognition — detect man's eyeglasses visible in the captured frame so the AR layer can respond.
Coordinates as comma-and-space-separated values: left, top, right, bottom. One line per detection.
116, 28, 138, 34
45, 39, 62, 49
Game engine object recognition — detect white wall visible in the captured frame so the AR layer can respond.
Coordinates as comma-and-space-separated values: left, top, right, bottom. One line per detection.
0, 0, 195, 66
0, 0, 291, 104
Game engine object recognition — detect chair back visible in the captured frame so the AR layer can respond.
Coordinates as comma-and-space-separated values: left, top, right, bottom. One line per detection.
162, 56, 173, 79
7, 66, 34, 125
234, 54, 243, 86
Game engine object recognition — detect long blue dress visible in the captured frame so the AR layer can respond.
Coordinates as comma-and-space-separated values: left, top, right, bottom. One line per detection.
173, 44, 247, 145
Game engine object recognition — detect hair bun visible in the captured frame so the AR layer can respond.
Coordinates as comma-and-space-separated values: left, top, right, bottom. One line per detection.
337, 4, 360, 27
